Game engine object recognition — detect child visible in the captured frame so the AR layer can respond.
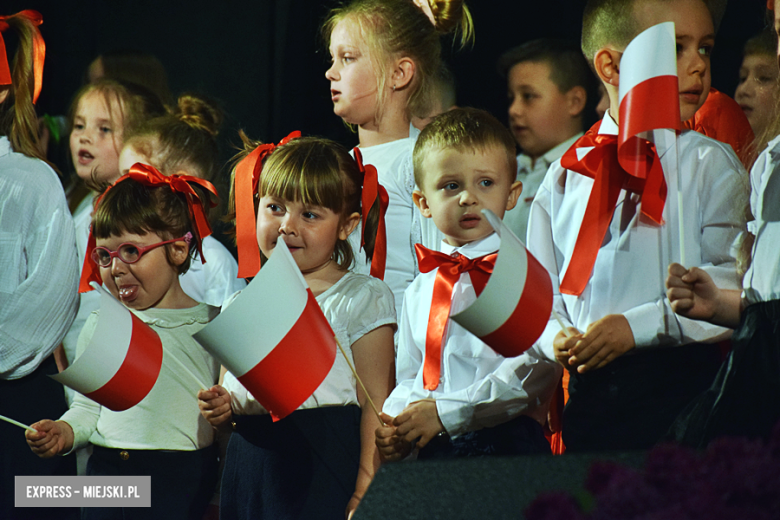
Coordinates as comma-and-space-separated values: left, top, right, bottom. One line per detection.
665, 0, 780, 449
322, 0, 473, 320
118, 93, 246, 307
498, 38, 598, 241
198, 136, 396, 519
0, 10, 80, 520
376, 108, 561, 460
735, 29, 779, 151
526, 0, 747, 452
62, 79, 166, 402
26, 171, 221, 519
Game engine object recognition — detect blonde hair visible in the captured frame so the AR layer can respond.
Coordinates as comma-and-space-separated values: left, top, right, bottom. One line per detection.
123, 93, 222, 180
0, 13, 48, 164
413, 107, 517, 188
229, 135, 379, 270
322, 0, 473, 123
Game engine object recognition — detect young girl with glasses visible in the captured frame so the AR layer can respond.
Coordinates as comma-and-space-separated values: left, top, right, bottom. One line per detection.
26, 167, 222, 520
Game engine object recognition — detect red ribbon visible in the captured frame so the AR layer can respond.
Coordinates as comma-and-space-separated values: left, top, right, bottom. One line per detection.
234, 131, 301, 278
353, 147, 388, 280
415, 244, 496, 390
558, 121, 667, 296
79, 163, 218, 293
0, 10, 45, 104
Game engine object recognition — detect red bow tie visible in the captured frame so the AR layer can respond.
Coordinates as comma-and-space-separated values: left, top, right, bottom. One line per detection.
415, 244, 496, 390
558, 121, 666, 296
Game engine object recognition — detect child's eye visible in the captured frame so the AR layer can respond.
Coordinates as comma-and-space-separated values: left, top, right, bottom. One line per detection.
479, 179, 494, 188
443, 182, 459, 191
100, 126, 112, 134
73, 123, 84, 131
303, 211, 318, 220
698, 45, 712, 57
342, 55, 355, 65
268, 203, 284, 213
522, 93, 536, 102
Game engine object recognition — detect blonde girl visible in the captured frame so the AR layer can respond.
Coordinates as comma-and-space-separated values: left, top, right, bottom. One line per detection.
322, 0, 473, 320
198, 135, 395, 519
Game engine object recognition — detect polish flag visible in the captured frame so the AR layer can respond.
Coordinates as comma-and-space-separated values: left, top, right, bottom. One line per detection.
451, 209, 552, 358
194, 241, 337, 421
50, 284, 163, 411
618, 22, 681, 210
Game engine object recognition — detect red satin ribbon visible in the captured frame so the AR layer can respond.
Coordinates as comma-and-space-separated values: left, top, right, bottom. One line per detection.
0, 10, 45, 104
558, 121, 667, 296
234, 131, 301, 278
79, 163, 218, 293
353, 147, 388, 280
415, 244, 496, 390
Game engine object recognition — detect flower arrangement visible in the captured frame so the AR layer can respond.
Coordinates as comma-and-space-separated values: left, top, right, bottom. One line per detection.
526, 423, 780, 520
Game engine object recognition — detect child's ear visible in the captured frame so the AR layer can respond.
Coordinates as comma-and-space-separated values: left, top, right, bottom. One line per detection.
392, 57, 415, 91
505, 181, 523, 212
566, 85, 587, 118
594, 48, 621, 87
339, 212, 361, 241
412, 189, 432, 218
169, 238, 191, 267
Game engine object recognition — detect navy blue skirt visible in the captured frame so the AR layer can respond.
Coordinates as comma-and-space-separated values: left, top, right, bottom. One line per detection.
669, 300, 780, 448
220, 405, 362, 520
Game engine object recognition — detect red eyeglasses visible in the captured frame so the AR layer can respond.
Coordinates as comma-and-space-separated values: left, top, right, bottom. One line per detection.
91, 232, 192, 267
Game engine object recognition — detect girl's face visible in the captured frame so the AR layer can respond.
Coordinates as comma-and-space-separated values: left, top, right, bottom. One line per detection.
325, 19, 381, 126
70, 90, 124, 185
256, 195, 352, 276
735, 53, 779, 138
97, 230, 188, 311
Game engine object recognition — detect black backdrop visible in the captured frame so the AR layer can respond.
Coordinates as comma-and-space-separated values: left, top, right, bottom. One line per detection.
6, 0, 771, 177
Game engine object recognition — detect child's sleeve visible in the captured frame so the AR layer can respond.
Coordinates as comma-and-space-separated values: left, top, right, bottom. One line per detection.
434, 344, 561, 437
59, 312, 103, 452
526, 164, 570, 362
625, 140, 746, 347
381, 286, 421, 418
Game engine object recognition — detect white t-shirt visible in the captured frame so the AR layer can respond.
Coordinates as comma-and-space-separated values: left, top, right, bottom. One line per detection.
224, 272, 396, 414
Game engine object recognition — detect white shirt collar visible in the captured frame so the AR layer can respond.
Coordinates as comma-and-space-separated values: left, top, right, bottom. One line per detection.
439, 233, 501, 259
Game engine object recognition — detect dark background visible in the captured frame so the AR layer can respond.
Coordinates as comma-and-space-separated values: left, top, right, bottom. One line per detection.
7, 0, 771, 180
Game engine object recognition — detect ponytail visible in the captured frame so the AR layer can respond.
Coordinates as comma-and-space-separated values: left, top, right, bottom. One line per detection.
0, 10, 47, 163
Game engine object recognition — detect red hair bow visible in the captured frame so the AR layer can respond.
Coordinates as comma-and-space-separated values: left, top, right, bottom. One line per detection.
78, 163, 219, 293
353, 148, 388, 280
234, 131, 301, 278
0, 10, 45, 103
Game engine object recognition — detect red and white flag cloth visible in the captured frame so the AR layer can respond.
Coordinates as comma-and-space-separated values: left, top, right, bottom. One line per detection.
50, 283, 163, 411
194, 241, 337, 421
450, 209, 552, 358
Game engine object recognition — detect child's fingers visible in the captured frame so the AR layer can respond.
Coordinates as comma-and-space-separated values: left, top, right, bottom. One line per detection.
378, 412, 395, 427
667, 262, 687, 278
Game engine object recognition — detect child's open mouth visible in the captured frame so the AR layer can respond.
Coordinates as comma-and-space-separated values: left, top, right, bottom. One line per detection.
118, 285, 138, 302
78, 149, 94, 165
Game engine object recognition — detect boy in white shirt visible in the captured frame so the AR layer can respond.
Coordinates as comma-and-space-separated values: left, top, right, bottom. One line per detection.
527, 0, 747, 452
376, 108, 561, 459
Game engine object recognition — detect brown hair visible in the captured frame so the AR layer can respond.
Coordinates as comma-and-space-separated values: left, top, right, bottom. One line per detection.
90, 49, 173, 106
582, 0, 719, 62
322, 0, 473, 123
92, 177, 210, 274
123, 93, 222, 180
413, 107, 517, 188
0, 13, 48, 164
228, 134, 379, 270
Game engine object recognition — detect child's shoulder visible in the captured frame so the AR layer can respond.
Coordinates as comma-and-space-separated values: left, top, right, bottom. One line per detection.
679, 129, 744, 170
326, 272, 394, 303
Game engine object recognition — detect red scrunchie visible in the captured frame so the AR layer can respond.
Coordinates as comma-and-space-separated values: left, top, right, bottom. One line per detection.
0, 10, 45, 103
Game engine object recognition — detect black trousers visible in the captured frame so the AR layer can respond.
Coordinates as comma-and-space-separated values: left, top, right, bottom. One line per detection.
82, 445, 217, 520
0, 355, 77, 520
563, 343, 722, 452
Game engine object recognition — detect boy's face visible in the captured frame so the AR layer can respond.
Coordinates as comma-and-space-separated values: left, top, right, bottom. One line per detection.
413, 146, 522, 247
735, 53, 779, 138
507, 61, 579, 160
633, 0, 714, 122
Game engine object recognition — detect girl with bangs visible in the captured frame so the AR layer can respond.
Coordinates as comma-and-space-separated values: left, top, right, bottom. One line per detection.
198, 135, 396, 519
27, 170, 222, 519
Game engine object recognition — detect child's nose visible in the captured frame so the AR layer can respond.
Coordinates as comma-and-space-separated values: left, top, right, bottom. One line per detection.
109, 256, 127, 275
325, 63, 338, 81
459, 189, 477, 205
279, 215, 298, 235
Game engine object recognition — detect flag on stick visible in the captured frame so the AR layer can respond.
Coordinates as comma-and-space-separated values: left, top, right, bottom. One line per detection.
451, 209, 552, 358
50, 284, 163, 411
194, 241, 337, 421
